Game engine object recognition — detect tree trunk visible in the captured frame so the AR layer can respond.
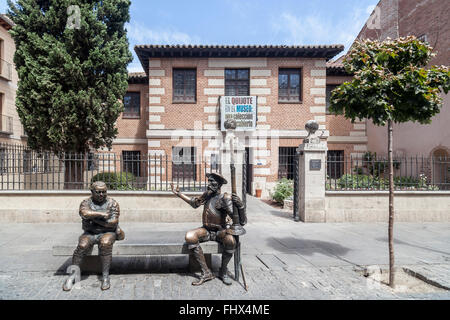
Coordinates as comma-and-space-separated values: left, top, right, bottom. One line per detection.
388, 120, 395, 288
64, 153, 85, 190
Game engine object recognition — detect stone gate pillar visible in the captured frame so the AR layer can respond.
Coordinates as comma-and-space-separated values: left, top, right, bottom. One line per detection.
296, 120, 328, 222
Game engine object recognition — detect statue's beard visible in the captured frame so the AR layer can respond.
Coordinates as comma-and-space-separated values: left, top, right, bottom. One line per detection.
207, 185, 219, 196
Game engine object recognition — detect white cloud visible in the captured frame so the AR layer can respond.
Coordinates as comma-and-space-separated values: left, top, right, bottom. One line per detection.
271, 6, 371, 55
127, 61, 144, 73
126, 22, 202, 72
127, 22, 201, 45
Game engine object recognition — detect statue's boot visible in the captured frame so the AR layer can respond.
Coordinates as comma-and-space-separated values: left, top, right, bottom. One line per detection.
63, 250, 85, 291
219, 252, 233, 285
63, 273, 76, 291
191, 246, 215, 286
100, 249, 112, 291
101, 276, 111, 291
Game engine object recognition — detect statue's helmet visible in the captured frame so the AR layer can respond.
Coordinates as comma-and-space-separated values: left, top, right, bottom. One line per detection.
206, 172, 228, 186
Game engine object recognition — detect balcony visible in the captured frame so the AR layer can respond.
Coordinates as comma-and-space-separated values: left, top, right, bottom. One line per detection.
0, 59, 13, 81
0, 115, 13, 135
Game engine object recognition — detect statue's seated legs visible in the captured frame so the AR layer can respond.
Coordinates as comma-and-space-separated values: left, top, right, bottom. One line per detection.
217, 232, 236, 285
63, 232, 117, 291
98, 232, 116, 290
185, 227, 215, 286
185, 227, 237, 286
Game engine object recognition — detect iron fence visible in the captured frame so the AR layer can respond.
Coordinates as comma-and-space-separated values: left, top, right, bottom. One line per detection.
326, 154, 450, 191
0, 145, 220, 191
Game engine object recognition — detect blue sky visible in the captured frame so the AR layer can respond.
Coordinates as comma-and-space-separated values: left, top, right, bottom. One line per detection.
1, 0, 380, 72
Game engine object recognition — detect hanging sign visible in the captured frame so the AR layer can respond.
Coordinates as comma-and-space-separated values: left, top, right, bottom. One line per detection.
220, 96, 257, 131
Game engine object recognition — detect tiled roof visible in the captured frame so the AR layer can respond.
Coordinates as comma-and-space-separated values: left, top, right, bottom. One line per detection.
0, 14, 14, 30
128, 72, 148, 84
135, 44, 344, 50
326, 58, 350, 76
135, 44, 344, 75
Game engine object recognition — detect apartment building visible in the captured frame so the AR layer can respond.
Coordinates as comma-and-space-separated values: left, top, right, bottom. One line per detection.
113, 45, 369, 197
0, 14, 24, 145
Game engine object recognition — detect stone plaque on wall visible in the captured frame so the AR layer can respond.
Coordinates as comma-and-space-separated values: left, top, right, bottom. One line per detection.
310, 159, 321, 171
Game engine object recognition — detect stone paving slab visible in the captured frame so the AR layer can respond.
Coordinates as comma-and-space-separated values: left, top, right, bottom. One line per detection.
256, 254, 287, 270
404, 264, 450, 290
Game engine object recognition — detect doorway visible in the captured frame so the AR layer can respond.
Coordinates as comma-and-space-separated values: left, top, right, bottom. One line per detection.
245, 147, 253, 194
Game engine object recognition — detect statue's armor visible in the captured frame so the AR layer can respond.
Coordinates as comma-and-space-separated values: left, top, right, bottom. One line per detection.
190, 192, 233, 230
80, 198, 118, 234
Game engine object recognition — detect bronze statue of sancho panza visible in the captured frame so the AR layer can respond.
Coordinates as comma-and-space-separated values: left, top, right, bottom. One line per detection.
171, 172, 246, 286
63, 181, 125, 291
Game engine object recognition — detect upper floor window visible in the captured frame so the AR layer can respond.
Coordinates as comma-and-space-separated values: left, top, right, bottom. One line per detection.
225, 69, 249, 96
278, 68, 302, 103
326, 84, 338, 114
123, 92, 140, 118
173, 69, 196, 103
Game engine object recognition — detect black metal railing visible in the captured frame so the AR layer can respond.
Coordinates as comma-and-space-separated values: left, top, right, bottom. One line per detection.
0, 145, 220, 191
326, 155, 450, 191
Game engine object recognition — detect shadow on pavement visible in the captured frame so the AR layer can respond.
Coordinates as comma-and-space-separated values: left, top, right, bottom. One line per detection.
54, 255, 222, 276
268, 210, 295, 221
266, 237, 351, 257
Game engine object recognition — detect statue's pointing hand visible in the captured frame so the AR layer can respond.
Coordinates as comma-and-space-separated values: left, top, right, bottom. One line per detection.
170, 183, 180, 196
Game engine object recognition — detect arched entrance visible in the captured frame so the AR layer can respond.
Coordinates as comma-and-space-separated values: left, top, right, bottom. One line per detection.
432, 148, 449, 190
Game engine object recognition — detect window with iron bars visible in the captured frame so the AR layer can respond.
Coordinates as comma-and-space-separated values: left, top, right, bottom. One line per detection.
123, 151, 141, 177
172, 147, 197, 181
327, 150, 344, 179
278, 147, 297, 180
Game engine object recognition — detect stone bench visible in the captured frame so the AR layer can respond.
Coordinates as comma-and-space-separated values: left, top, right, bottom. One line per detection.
53, 243, 223, 273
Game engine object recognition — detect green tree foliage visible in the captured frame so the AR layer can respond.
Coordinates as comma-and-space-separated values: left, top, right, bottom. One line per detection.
330, 36, 449, 125
8, 0, 133, 153
329, 36, 449, 288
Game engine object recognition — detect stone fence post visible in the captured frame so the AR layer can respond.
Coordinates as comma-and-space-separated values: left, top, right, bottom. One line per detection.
296, 120, 328, 222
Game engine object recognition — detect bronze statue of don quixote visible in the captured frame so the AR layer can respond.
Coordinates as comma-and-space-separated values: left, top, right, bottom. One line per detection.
171, 118, 248, 288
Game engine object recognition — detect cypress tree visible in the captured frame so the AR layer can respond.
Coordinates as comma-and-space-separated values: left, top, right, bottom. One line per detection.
8, 0, 132, 188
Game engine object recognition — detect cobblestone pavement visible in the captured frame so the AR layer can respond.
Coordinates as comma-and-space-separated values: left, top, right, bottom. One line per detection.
1, 266, 449, 300
0, 196, 449, 300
